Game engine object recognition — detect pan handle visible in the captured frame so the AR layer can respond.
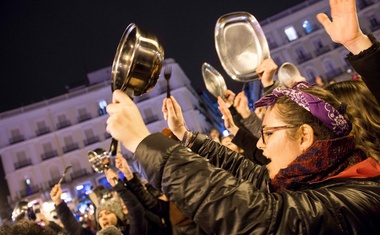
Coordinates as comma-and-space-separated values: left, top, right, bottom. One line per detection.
108, 87, 134, 157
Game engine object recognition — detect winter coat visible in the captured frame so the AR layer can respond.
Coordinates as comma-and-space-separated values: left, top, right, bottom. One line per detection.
134, 133, 380, 234
347, 33, 380, 104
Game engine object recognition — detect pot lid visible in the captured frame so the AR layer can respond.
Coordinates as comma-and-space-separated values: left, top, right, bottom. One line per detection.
215, 12, 270, 82
202, 62, 227, 98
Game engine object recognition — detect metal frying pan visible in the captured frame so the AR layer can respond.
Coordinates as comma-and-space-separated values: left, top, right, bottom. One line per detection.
109, 23, 164, 156
215, 12, 270, 82
202, 62, 227, 98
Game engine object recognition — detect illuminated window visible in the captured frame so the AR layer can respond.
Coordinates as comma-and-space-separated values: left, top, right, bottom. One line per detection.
98, 100, 107, 115
284, 26, 298, 41
302, 20, 314, 34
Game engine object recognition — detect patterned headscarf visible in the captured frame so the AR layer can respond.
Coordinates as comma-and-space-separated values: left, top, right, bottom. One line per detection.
254, 82, 351, 137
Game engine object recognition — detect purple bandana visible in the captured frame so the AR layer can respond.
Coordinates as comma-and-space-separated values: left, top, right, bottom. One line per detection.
254, 82, 351, 137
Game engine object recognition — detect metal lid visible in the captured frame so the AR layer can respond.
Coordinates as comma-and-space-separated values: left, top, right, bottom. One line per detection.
215, 12, 270, 82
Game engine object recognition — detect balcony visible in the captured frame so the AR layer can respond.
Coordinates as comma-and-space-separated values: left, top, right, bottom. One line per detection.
314, 46, 331, 57
35, 127, 51, 136
268, 41, 279, 50
326, 68, 344, 79
77, 113, 92, 123
62, 143, 79, 153
41, 150, 58, 161
296, 53, 313, 64
9, 135, 25, 145
14, 159, 33, 170
56, 120, 71, 129
19, 185, 39, 198
70, 169, 88, 180
84, 136, 100, 146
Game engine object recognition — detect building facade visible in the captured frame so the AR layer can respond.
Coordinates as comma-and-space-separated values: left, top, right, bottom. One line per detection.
0, 58, 212, 210
207, 0, 380, 134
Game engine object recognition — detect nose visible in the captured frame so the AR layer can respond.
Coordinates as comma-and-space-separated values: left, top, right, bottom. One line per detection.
257, 136, 265, 150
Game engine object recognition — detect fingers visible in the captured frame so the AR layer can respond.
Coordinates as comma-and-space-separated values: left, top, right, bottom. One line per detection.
162, 98, 168, 120
316, 13, 331, 28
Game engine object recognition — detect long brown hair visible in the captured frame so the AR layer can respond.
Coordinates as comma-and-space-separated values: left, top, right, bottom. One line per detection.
326, 79, 380, 162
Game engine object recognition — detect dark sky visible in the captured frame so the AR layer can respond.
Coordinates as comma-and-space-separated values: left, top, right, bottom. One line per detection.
0, 0, 305, 113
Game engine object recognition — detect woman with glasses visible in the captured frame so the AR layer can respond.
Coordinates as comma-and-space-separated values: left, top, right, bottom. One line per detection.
106, 79, 380, 234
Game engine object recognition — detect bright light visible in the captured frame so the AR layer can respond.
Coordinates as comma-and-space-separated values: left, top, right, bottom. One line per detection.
76, 185, 84, 190
222, 130, 230, 137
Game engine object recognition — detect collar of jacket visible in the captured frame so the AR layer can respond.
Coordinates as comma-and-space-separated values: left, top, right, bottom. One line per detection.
269, 135, 367, 192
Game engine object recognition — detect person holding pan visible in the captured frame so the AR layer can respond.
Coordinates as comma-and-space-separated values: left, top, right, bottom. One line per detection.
106, 78, 380, 234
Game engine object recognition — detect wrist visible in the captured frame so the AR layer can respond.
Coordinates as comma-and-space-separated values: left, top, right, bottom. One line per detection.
345, 34, 373, 55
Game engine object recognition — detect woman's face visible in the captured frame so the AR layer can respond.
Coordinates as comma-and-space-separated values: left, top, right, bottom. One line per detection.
98, 209, 118, 229
256, 106, 302, 179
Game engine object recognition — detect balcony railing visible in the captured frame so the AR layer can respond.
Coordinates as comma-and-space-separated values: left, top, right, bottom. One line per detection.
9, 135, 25, 145
35, 127, 51, 136
296, 53, 313, 64
41, 150, 58, 161
326, 68, 344, 79
63, 143, 79, 153
70, 169, 88, 180
84, 136, 100, 146
77, 113, 92, 123
314, 46, 331, 57
19, 185, 39, 198
14, 159, 33, 169
56, 120, 71, 129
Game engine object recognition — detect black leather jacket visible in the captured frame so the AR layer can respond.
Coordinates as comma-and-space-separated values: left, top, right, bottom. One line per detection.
347, 33, 380, 104
134, 133, 380, 234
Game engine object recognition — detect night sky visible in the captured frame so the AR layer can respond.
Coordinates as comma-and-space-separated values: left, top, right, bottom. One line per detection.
0, 0, 305, 113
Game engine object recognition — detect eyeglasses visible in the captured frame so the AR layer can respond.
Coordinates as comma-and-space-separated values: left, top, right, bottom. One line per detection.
260, 125, 300, 144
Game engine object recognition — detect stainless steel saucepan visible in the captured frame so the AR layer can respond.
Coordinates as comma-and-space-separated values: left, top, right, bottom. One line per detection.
109, 23, 165, 156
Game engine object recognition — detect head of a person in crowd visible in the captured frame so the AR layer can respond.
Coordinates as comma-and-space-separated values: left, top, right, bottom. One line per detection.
96, 198, 127, 230
221, 135, 244, 154
255, 81, 354, 179
210, 128, 221, 142
325, 79, 380, 162
7, 219, 56, 235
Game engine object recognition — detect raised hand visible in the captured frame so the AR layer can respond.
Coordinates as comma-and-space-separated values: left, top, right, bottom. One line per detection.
162, 96, 187, 140
217, 97, 239, 136
50, 184, 63, 206
104, 168, 119, 187
222, 90, 236, 108
106, 90, 151, 153
256, 58, 278, 88
115, 154, 134, 180
316, 0, 372, 55
234, 91, 251, 119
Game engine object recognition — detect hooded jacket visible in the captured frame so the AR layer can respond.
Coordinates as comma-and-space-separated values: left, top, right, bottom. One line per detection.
134, 133, 380, 234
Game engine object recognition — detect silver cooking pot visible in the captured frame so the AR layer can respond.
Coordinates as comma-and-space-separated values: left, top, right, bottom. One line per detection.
109, 23, 164, 157
111, 23, 165, 96
88, 148, 110, 173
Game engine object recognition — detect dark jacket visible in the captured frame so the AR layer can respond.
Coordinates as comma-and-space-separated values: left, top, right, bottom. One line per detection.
134, 133, 380, 234
55, 201, 95, 235
347, 33, 380, 104
120, 175, 172, 234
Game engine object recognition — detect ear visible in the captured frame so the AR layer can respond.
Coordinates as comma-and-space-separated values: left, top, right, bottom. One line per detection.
299, 124, 314, 150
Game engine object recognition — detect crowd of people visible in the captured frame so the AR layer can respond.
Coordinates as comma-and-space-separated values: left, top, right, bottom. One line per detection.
2, 0, 380, 234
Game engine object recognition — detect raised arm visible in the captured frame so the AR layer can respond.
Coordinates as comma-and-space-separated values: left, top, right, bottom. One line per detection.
316, 0, 372, 54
